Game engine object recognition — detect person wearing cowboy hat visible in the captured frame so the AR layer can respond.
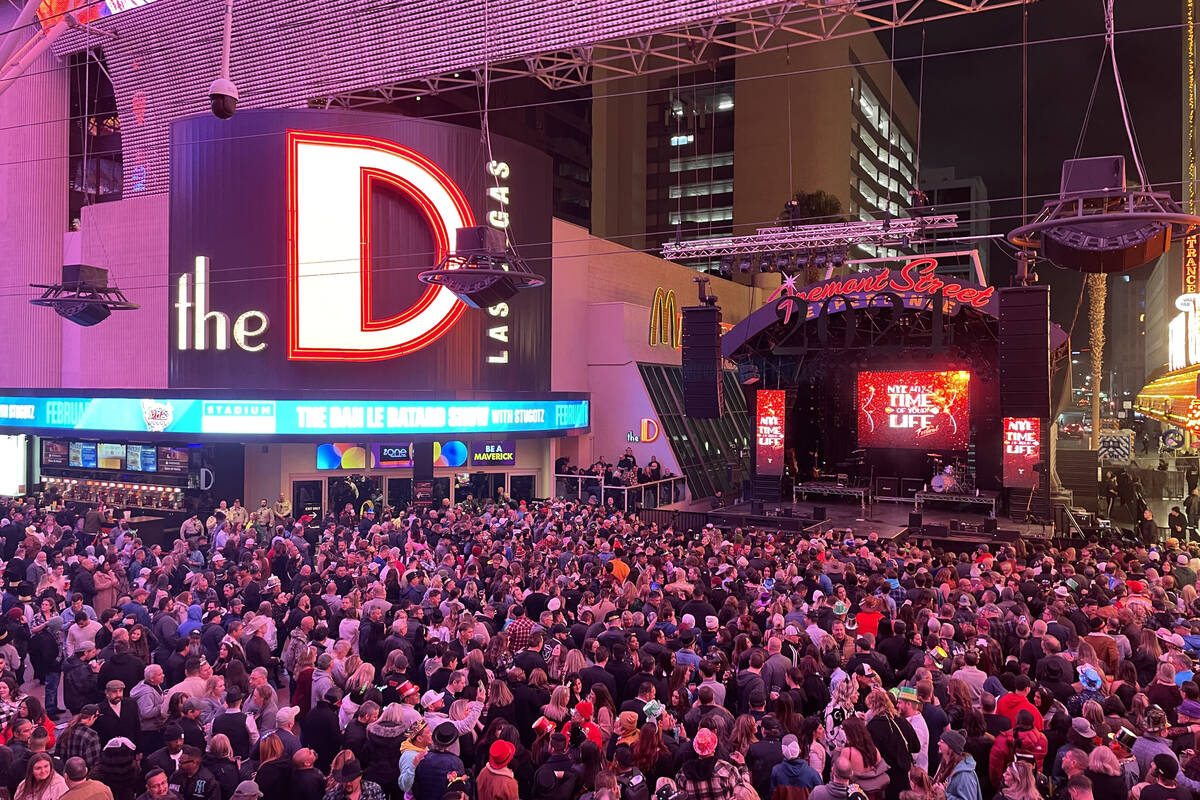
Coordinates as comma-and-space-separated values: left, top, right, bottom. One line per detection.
412, 723, 466, 800
327, 759, 385, 800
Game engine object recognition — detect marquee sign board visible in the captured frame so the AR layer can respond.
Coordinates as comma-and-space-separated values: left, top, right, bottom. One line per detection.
168, 109, 552, 391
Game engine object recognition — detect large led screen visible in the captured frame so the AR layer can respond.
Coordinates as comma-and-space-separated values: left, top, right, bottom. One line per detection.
1003, 417, 1041, 488
755, 390, 786, 476
857, 370, 970, 450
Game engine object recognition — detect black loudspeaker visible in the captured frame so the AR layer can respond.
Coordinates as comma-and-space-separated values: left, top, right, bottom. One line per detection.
998, 287, 1050, 418
60, 304, 111, 326
876, 477, 899, 498
413, 442, 435, 481
950, 519, 961, 531
681, 305, 723, 418
782, 506, 793, 518
812, 506, 826, 521
923, 523, 949, 538
909, 512, 922, 528
900, 478, 924, 498
984, 517, 998, 533
751, 500, 763, 515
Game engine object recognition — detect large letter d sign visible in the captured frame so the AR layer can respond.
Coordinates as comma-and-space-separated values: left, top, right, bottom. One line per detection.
286, 130, 476, 361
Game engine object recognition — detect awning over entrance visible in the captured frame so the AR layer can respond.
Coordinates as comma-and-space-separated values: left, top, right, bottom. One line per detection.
1134, 367, 1200, 426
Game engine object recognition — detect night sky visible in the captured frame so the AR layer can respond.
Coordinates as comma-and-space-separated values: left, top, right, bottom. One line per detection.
889, 1, 1183, 334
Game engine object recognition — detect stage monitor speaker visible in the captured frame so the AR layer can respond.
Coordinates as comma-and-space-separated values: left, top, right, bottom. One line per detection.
950, 519, 961, 531
909, 512, 923, 528
681, 306, 723, 418
876, 477, 899, 498
923, 524, 949, 538
999, 287, 1050, 418
984, 517, 998, 533
812, 506, 826, 521
413, 442, 435, 481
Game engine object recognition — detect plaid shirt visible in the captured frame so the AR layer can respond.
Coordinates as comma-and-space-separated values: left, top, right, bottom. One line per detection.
676, 758, 745, 800
506, 616, 535, 654
54, 724, 100, 764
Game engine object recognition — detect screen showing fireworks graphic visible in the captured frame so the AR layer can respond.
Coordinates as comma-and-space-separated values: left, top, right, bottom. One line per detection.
857, 370, 970, 450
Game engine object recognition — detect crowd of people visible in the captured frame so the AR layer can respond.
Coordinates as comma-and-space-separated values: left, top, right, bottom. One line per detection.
0, 492, 1195, 800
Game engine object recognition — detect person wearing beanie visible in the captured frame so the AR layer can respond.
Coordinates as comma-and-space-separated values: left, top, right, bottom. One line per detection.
769, 734, 821, 800
675, 727, 743, 800
476, 739, 519, 800
562, 702, 602, 750
935, 730, 982, 800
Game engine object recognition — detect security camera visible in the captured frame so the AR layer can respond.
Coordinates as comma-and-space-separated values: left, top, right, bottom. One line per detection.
208, 77, 238, 119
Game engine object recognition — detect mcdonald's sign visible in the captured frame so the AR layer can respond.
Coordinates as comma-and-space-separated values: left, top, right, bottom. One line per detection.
649, 287, 682, 349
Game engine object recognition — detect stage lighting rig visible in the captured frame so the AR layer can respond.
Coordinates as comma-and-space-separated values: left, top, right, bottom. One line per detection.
418, 226, 544, 309
661, 214, 958, 263
29, 265, 139, 326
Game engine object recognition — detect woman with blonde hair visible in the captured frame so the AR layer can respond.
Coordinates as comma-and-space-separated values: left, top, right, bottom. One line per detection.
1085, 744, 1128, 796
339, 662, 377, 728
541, 684, 571, 724
824, 676, 857, 752
898, 767, 944, 800
994, 760, 1040, 800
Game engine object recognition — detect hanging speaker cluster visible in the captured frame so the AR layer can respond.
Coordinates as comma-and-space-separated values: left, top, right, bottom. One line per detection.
29, 264, 139, 326
1008, 156, 1200, 273
418, 226, 544, 309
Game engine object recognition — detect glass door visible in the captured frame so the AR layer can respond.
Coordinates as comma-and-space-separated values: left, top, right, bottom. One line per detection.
509, 474, 537, 503
386, 477, 412, 511
328, 474, 384, 520
292, 479, 323, 522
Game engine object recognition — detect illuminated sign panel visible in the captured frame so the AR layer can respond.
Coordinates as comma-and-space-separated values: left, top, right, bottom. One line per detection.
168, 109, 552, 392
0, 395, 588, 438
1187, 236, 1199, 295
755, 390, 786, 476
471, 440, 516, 466
1003, 417, 1041, 488
857, 370, 970, 450
36, 0, 158, 30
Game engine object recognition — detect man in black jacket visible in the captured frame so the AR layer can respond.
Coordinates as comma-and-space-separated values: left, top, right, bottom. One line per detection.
578, 645, 618, 700
169, 747, 218, 800
93, 680, 140, 745
300, 687, 342, 773
745, 716, 785, 800
532, 734, 578, 800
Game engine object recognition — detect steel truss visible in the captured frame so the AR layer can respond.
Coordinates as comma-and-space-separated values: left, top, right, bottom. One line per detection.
660, 214, 959, 260
315, 0, 1034, 107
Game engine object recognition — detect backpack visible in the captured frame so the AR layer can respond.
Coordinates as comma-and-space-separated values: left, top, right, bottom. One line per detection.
616, 769, 650, 800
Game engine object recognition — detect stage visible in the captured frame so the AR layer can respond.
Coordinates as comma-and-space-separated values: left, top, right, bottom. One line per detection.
707, 496, 1054, 550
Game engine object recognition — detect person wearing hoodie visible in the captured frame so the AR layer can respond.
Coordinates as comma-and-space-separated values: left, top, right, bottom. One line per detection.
397, 721, 431, 800
176, 606, 202, 640
362, 702, 411, 792
935, 731, 982, 800
769, 734, 822, 800
308, 655, 334, 712
477, 739, 519, 800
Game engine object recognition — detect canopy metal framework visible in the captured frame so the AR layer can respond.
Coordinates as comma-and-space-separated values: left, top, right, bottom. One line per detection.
316, 0, 1035, 107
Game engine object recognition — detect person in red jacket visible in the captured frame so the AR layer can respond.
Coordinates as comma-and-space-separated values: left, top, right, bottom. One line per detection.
989, 709, 1048, 787
996, 676, 1044, 732
562, 701, 602, 750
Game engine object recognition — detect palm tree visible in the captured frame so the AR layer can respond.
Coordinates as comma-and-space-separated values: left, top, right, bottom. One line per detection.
777, 190, 846, 226
1087, 272, 1107, 449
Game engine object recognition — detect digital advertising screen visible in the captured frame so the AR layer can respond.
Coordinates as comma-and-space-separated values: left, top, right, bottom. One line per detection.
97, 443, 126, 470
0, 395, 589, 438
373, 443, 413, 468
41, 440, 68, 468
69, 442, 97, 469
1003, 417, 1041, 488
857, 370, 970, 450
127, 444, 157, 472
470, 440, 516, 466
755, 390, 786, 476
157, 446, 190, 474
